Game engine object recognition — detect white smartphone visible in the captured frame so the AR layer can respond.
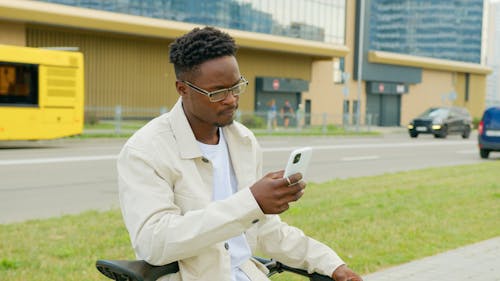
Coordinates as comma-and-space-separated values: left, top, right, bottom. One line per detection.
284, 147, 313, 179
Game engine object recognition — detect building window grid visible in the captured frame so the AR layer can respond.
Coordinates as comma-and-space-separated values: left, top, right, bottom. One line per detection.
369, 0, 483, 63
37, 0, 345, 45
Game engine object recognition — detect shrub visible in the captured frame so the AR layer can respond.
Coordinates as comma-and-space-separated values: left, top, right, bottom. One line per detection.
472, 117, 481, 129
241, 115, 265, 128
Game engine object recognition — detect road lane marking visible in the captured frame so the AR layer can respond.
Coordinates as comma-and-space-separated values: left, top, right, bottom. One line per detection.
456, 150, 477, 154
262, 140, 475, 152
341, 155, 380, 161
0, 155, 117, 166
1, 140, 475, 165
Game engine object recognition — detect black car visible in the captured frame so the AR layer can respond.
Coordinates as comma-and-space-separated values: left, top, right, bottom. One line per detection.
478, 106, 500, 159
407, 106, 472, 138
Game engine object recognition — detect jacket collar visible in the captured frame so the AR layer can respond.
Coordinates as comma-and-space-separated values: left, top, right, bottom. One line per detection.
169, 98, 252, 160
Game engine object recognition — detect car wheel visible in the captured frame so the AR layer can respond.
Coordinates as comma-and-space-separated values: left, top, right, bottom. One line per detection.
480, 149, 490, 159
440, 125, 448, 138
462, 126, 471, 139
409, 132, 418, 138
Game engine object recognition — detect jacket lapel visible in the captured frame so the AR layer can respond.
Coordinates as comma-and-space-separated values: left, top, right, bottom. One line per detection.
223, 124, 255, 191
169, 97, 256, 191
169, 98, 202, 160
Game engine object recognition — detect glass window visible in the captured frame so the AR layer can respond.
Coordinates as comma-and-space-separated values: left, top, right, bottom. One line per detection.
368, 0, 483, 63
0, 63, 39, 106
37, 0, 346, 45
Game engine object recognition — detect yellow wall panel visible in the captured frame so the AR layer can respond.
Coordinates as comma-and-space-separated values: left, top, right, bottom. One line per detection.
26, 25, 316, 116
401, 70, 454, 125
454, 73, 486, 119
27, 25, 174, 116
237, 49, 312, 111
0, 20, 25, 46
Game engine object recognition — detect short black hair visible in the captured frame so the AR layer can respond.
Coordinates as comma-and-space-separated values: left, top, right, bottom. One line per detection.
169, 26, 237, 79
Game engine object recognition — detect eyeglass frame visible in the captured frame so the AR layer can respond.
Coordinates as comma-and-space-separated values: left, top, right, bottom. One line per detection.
180, 76, 248, 102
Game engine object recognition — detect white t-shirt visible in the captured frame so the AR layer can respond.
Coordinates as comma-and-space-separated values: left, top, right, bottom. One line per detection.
197, 129, 252, 281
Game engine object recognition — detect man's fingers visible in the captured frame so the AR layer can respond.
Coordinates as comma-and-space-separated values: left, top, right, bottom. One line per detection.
297, 189, 305, 200
280, 203, 289, 212
284, 172, 303, 186
286, 183, 305, 203
268, 170, 285, 179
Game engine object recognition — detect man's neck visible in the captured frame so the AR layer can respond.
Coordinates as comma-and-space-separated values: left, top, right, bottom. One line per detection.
182, 105, 220, 145
194, 126, 220, 145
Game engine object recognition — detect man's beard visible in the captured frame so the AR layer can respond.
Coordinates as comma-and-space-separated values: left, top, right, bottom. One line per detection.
215, 105, 237, 127
214, 119, 234, 128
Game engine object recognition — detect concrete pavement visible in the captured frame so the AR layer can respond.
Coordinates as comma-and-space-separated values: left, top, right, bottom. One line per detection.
363, 236, 500, 281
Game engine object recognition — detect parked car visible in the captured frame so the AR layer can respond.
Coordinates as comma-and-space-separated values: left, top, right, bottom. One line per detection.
407, 106, 472, 138
478, 106, 500, 159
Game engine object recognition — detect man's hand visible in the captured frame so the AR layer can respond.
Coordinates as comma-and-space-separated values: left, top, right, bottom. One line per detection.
332, 265, 363, 281
250, 171, 305, 214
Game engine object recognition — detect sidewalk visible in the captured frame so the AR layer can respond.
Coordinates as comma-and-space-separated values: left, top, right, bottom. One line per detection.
363, 236, 500, 281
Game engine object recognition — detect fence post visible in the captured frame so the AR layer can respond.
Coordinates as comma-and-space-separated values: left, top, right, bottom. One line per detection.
236, 110, 242, 123
367, 113, 372, 132
160, 106, 168, 115
322, 112, 327, 133
296, 107, 304, 132
115, 105, 122, 135
343, 113, 349, 129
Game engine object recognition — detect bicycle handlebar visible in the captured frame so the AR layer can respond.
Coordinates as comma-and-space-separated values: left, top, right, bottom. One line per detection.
96, 257, 334, 281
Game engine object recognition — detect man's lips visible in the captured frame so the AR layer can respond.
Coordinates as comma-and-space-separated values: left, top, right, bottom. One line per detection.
220, 106, 237, 116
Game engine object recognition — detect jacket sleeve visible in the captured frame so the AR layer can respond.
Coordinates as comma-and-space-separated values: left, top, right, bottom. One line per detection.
117, 145, 265, 265
249, 214, 345, 277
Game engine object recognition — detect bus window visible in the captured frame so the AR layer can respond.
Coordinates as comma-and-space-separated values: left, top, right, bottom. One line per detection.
0, 62, 38, 106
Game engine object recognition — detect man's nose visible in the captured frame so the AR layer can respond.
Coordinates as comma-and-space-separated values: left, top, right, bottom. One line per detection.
221, 90, 238, 104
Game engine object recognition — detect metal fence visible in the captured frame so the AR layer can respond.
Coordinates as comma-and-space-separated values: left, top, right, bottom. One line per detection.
84, 106, 379, 136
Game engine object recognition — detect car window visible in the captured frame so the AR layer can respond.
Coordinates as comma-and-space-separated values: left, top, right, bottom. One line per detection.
425, 108, 448, 119
459, 108, 470, 117
490, 108, 500, 119
484, 108, 500, 128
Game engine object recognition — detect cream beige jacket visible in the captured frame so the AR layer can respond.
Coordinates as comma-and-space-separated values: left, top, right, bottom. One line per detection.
118, 98, 345, 281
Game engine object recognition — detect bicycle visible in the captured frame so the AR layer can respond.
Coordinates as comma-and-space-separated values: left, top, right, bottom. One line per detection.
96, 256, 333, 281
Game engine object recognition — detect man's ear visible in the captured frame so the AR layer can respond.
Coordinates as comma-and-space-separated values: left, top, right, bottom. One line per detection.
175, 81, 187, 96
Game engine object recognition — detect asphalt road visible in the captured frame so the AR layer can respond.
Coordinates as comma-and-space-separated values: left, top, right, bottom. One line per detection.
1, 131, 496, 224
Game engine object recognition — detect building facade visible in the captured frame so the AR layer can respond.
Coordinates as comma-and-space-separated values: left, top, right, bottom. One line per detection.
486, 0, 500, 107
354, 0, 490, 126
369, 0, 483, 64
0, 0, 492, 126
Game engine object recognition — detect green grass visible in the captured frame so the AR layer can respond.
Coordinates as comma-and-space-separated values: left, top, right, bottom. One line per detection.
79, 122, 381, 139
1, 162, 499, 281
85, 121, 148, 130
253, 125, 380, 137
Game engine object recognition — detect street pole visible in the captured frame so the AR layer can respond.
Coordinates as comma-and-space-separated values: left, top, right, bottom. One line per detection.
356, 0, 365, 132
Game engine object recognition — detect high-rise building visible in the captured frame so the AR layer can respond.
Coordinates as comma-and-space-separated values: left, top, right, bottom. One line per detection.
0, 0, 491, 126
369, 0, 483, 63
486, 0, 500, 107
354, 0, 490, 125
37, 0, 344, 44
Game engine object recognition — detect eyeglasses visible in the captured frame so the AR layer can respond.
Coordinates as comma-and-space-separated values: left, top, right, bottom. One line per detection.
181, 76, 248, 102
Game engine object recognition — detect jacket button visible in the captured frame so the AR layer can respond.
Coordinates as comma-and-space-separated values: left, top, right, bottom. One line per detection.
224, 242, 229, 250
252, 219, 259, 224
201, 157, 209, 163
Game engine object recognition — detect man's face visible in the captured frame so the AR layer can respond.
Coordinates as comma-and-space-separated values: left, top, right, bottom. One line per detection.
177, 56, 241, 128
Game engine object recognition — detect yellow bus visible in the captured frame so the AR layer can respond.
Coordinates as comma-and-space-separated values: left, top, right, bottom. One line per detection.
0, 45, 84, 140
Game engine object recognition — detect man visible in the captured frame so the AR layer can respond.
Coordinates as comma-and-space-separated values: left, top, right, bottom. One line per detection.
280, 100, 294, 128
118, 26, 362, 281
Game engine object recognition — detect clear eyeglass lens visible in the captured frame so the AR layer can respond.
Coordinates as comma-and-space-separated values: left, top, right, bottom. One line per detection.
235, 82, 247, 94
211, 91, 230, 102
209, 81, 247, 102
